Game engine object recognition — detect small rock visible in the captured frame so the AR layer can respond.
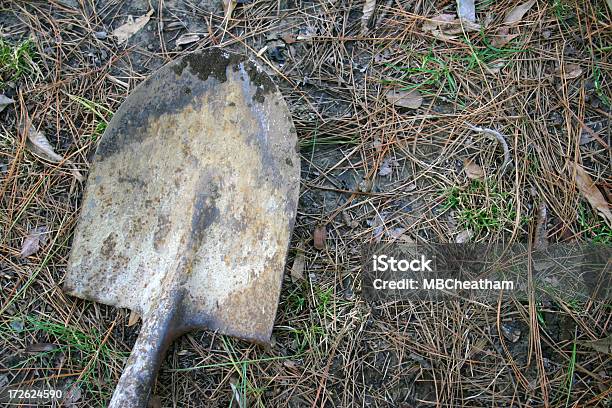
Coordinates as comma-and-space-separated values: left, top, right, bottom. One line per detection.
94, 31, 107, 40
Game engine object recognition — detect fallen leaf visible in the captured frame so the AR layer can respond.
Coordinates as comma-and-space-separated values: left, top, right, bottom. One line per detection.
455, 229, 473, 243
27, 126, 63, 162
379, 157, 393, 176
26, 343, 58, 353
290, 243, 306, 283
20, 226, 48, 258
463, 159, 484, 180
503, 0, 536, 25
555, 63, 583, 79
387, 227, 407, 239
361, 0, 377, 33
63, 384, 82, 407
456, 0, 476, 23
223, 0, 238, 21
490, 26, 519, 48
501, 323, 521, 343
281, 33, 297, 44
585, 335, 612, 354
313, 225, 326, 250
127, 310, 140, 327
0, 94, 15, 113
386, 89, 423, 109
342, 211, 358, 228
26, 125, 85, 182
572, 163, 612, 226
422, 13, 480, 35
422, 13, 456, 32
113, 9, 153, 45
176, 33, 200, 47
368, 214, 386, 243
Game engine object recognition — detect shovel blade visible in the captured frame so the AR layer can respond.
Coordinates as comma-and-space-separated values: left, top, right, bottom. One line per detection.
64, 49, 299, 343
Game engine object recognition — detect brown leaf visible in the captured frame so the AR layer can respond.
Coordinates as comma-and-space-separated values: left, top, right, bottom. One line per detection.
27, 126, 63, 162
463, 159, 484, 180
422, 14, 456, 32
585, 335, 612, 354
503, 0, 536, 25
176, 33, 201, 47
223, 0, 238, 21
0, 94, 15, 113
290, 243, 306, 283
313, 225, 326, 250
422, 13, 480, 35
379, 157, 393, 176
555, 63, 583, 80
572, 163, 612, 226
26, 343, 58, 353
63, 384, 82, 407
282, 33, 298, 44
386, 89, 423, 109
127, 310, 141, 327
490, 27, 519, 48
113, 10, 154, 45
26, 126, 85, 182
361, 0, 377, 33
20, 226, 48, 258
455, 229, 474, 243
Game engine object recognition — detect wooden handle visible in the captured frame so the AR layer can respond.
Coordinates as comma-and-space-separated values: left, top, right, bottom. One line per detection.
108, 291, 179, 408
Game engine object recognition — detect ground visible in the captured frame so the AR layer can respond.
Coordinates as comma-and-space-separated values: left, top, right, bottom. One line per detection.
0, 0, 611, 407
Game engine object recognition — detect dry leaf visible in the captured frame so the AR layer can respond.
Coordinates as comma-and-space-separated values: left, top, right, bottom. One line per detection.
313, 225, 326, 250
556, 63, 583, 79
113, 10, 154, 45
503, 0, 536, 25
422, 13, 480, 35
386, 89, 423, 109
127, 310, 140, 327
27, 126, 63, 162
572, 163, 612, 226
490, 27, 519, 48
290, 243, 306, 283
361, 0, 376, 33
456, 0, 476, 23
585, 335, 612, 354
0, 94, 15, 113
63, 384, 82, 407
26, 126, 85, 182
223, 0, 238, 21
26, 343, 58, 353
463, 159, 484, 180
422, 14, 456, 32
455, 229, 474, 243
176, 33, 200, 47
20, 226, 48, 258
379, 157, 393, 176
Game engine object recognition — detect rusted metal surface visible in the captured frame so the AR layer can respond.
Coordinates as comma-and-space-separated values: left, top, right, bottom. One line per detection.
63, 48, 299, 407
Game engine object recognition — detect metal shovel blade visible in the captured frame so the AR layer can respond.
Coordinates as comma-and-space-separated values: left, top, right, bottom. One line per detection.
63, 48, 299, 407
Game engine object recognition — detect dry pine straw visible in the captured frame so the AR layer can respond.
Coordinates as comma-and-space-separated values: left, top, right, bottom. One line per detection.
0, 0, 610, 407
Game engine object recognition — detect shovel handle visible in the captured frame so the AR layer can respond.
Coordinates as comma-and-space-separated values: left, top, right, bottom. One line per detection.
108, 293, 178, 408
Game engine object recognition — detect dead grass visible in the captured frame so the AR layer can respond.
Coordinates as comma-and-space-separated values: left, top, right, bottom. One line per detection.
0, 0, 610, 406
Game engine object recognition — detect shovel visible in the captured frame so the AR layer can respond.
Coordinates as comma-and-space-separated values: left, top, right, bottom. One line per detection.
63, 48, 300, 407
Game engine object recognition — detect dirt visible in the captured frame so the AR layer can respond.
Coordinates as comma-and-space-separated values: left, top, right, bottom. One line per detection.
1, 0, 611, 407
